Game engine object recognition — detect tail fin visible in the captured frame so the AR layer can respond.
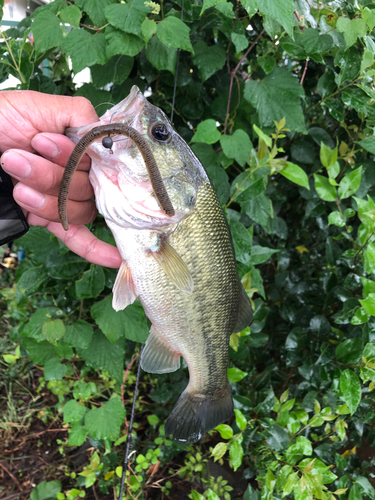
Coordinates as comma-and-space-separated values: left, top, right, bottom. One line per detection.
164, 386, 233, 444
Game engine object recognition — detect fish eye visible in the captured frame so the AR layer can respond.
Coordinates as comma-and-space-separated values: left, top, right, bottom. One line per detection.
151, 123, 170, 142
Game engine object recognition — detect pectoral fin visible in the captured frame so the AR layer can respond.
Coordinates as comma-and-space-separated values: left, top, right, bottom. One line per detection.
152, 240, 194, 293
112, 261, 137, 311
141, 326, 181, 374
233, 284, 253, 333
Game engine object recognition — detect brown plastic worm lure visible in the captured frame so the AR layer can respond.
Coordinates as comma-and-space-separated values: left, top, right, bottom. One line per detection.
58, 123, 175, 231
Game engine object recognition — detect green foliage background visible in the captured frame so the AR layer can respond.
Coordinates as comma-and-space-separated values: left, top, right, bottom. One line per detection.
2, 0, 375, 499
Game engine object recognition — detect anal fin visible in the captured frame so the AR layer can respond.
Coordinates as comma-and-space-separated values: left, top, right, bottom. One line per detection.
112, 261, 137, 312
152, 239, 194, 293
233, 284, 253, 333
141, 326, 180, 374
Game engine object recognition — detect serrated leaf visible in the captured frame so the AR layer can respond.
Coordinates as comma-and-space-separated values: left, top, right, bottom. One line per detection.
63, 400, 86, 423
105, 26, 145, 58
157, 16, 193, 52
91, 295, 149, 343
85, 397, 125, 441
21, 338, 56, 366
141, 18, 156, 43
45, 251, 87, 280
338, 167, 362, 200
59, 5, 81, 28
62, 30, 106, 73
68, 424, 87, 446
105, 0, 149, 38
75, 265, 105, 299
229, 440, 243, 471
16, 267, 48, 302
244, 67, 306, 133
23, 308, 63, 342
44, 358, 67, 380
77, 330, 125, 381
336, 17, 367, 49
192, 40, 226, 82
280, 162, 309, 189
220, 130, 253, 167
64, 320, 93, 350
91, 55, 134, 89
191, 119, 221, 144
339, 369, 361, 414
313, 174, 337, 202
75, 0, 116, 26
146, 35, 177, 73
42, 319, 65, 345
32, 11, 64, 53
30, 480, 62, 500
231, 33, 248, 53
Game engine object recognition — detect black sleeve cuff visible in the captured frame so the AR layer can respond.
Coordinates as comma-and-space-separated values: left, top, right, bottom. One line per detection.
0, 163, 29, 246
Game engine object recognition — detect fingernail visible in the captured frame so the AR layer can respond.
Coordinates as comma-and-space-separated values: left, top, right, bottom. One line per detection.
31, 134, 61, 159
14, 184, 46, 209
1, 151, 32, 179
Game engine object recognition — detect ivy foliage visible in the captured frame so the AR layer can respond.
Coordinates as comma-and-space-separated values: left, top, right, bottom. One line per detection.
2, 0, 375, 498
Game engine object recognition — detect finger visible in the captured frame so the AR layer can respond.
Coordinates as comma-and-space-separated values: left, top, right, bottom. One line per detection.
13, 183, 97, 226
28, 214, 122, 268
1, 150, 93, 201
31, 133, 92, 170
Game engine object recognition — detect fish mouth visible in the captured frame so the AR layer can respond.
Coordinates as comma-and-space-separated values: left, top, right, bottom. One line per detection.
66, 86, 146, 141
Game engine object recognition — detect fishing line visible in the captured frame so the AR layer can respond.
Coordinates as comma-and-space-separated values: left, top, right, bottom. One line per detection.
119, 343, 144, 500
170, 0, 185, 123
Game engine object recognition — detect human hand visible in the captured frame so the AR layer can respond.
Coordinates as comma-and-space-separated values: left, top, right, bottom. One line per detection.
0, 91, 121, 268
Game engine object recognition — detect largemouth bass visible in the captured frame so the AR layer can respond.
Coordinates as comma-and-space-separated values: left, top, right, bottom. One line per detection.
62, 86, 253, 443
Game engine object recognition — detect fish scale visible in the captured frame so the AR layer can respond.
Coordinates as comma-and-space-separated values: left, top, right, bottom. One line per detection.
63, 86, 253, 443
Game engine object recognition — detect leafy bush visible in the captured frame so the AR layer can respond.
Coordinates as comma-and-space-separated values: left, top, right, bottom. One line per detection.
2, 0, 375, 499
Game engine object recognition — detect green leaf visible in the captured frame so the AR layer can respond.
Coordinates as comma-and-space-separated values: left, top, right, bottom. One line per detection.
22, 308, 63, 342
146, 35, 177, 73
336, 418, 346, 441
355, 476, 375, 500
338, 167, 362, 200
77, 330, 125, 381
336, 17, 367, 49
42, 319, 65, 345
141, 18, 156, 43
258, 55, 275, 74
44, 358, 67, 381
264, 424, 289, 452
91, 295, 149, 343
45, 252, 87, 280
300, 28, 333, 55
215, 424, 233, 439
17, 226, 59, 266
201, 0, 225, 15
227, 367, 247, 382
85, 397, 125, 441
30, 480, 62, 500
231, 33, 248, 53
244, 67, 306, 133
192, 40, 226, 82
339, 369, 361, 414
253, 124, 272, 148
228, 220, 252, 266
16, 267, 48, 301
234, 409, 247, 430
75, 0, 116, 26
68, 424, 87, 447
335, 338, 363, 364
313, 174, 337, 201
63, 400, 86, 423
64, 320, 93, 349
360, 293, 375, 316
62, 30, 106, 73
91, 55, 134, 89
147, 414, 160, 426
320, 143, 337, 168
75, 265, 105, 299
348, 484, 363, 500
59, 5, 81, 28
21, 338, 56, 366
363, 7, 375, 31
191, 119, 221, 144
328, 211, 345, 227
280, 162, 309, 189
105, 26, 145, 58
157, 16, 193, 52
211, 442, 228, 461
220, 130, 253, 167
229, 440, 243, 471
250, 245, 279, 265
105, 0, 149, 38
31, 11, 64, 53
235, 177, 266, 204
